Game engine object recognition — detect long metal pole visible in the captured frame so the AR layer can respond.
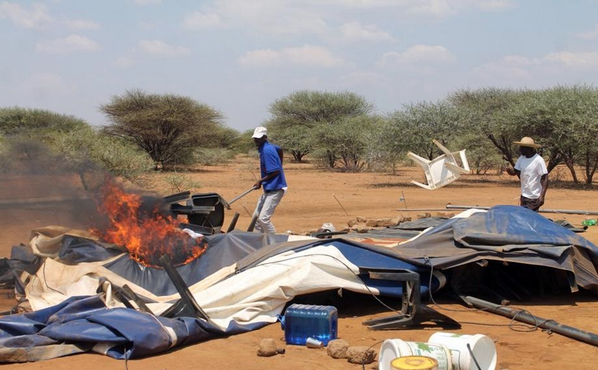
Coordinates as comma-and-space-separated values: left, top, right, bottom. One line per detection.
395, 208, 451, 212
227, 186, 257, 206
465, 296, 598, 347
446, 205, 598, 215
332, 193, 350, 216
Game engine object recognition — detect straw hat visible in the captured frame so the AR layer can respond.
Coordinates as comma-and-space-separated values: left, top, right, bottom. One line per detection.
513, 136, 541, 149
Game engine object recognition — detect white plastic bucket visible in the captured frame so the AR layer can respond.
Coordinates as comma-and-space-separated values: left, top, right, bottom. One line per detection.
427, 332, 497, 370
391, 356, 439, 370
379, 339, 452, 370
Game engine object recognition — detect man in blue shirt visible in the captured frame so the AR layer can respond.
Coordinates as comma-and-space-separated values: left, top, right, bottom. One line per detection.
251, 126, 287, 233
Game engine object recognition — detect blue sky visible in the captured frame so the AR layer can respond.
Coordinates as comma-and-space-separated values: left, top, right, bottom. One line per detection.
1, 0, 598, 131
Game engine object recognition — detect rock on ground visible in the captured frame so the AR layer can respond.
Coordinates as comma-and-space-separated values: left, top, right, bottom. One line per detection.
257, 338, 279, 357
346, 346, 376, 364
327, 339, 350, 359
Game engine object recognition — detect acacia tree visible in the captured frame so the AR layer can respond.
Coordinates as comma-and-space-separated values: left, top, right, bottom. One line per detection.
268, 90, 374, 126
0, 107, 88, 136
386, 101, 458, 160
101, 90, 224, 170
313, 115, 381, 172
451, 85, 598, 182
0, 107, 89, 161
266, 90, 375, 169
449, 88, 529, 167
267, 125, 312, 162
0, 107, 152, 185
540, 85, 598, 184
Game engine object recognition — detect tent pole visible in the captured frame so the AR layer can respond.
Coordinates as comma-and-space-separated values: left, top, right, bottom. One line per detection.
446, 205, 598, 215
394, 208, 455, 212
465, 296, 598, 347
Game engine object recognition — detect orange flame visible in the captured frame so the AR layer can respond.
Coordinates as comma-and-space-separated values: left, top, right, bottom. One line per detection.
90, 178, 206, 267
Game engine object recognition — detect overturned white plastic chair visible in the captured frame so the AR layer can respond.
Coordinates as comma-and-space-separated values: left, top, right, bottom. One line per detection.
407, 140, 470, 190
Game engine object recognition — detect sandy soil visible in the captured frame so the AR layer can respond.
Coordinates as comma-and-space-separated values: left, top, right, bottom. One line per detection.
1, 156, 598, 370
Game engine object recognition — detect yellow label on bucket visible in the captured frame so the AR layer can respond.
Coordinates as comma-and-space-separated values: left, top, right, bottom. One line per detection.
391, 356, 439, 370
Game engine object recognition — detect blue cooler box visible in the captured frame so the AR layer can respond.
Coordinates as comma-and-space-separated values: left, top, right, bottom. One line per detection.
283, 304, 338, 345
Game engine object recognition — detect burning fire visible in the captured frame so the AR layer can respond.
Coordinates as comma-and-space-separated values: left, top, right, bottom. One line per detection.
90, 178, 206, 267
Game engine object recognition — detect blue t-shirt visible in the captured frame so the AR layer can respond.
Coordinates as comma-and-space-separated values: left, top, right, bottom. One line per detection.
258, 141, 287, 192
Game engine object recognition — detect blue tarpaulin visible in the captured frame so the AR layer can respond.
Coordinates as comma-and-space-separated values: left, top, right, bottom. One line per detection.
2, 205, 598, 362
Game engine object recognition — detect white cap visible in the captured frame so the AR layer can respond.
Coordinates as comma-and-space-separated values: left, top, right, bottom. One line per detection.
252, 126, 267, 138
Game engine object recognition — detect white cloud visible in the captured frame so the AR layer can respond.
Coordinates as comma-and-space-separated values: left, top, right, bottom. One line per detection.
341, 71, 387, 86
239, 45, 345, 68
340, 21, 394, 42
17, 73, 75, 97
138, 40, 191, 57
470, 60, 533, 84
181, 1, 330, 36
469, 51, 598, 86
183, 0, 513, 38
376, 44, 456, 67
0, 2, 102, 32
577, 24, 598, 40
544, 52, 598, 67
238, 49, 282, 67
182, 11, 222, 29
0, 2, 53, 29
133, 0, 162, 5
407, 0, 453, 16
318, 0, 515, 15
112, 56, 136, 69
36, 34, 100, 54
64, 18, 100, 30
473, 0, 516, 11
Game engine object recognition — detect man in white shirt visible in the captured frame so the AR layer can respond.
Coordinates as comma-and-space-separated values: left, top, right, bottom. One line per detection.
506, 136, 549, 212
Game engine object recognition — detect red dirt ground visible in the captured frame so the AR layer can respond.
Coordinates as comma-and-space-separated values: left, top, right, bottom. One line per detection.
1, 157, 598, 370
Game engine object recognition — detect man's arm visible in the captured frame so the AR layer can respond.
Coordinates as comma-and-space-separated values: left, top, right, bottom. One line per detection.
253, 170, 280, 189
539, 174, 548, 206
506, 166, 521, 179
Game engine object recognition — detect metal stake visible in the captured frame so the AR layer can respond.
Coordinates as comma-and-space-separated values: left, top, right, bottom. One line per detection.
465, 295, 598, 347
332, 193, 349, 216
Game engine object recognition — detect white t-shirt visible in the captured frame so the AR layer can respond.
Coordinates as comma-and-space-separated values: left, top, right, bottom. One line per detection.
514, 153, 548, 199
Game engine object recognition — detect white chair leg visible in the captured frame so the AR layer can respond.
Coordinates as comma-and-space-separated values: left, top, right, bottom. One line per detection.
445, 162, 470, 175
407, 152, 431, 167
458, 150, 470, 172
411, 180, 434, 190
433, 139, 452, 157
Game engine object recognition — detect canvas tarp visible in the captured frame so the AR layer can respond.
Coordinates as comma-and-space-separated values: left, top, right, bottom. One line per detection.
1, 205, 598, 362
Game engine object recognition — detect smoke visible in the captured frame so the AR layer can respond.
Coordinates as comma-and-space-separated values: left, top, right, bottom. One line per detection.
0, 138, 151, 236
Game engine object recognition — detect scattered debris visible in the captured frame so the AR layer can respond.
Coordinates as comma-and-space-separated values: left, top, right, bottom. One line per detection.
347, 218, 359, 227
396, 215, 412, 224
434, 212, 454, 218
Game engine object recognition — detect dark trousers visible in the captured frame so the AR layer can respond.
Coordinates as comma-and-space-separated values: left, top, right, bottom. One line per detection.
520, 196, 541, 212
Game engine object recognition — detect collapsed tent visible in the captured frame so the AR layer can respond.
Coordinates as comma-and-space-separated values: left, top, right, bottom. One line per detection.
1, 205, 598, 362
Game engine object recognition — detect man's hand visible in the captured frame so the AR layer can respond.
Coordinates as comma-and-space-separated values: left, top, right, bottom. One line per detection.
253, 180, 262, 189
505, 166, 516, 176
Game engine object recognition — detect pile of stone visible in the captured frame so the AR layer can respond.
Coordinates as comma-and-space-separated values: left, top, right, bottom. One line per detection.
257, 338, 377, 365
344, 215, 411, 233
327, 339, 377, 364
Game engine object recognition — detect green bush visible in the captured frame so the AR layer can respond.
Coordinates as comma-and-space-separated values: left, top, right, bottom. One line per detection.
194, 147, 234, 166
0, 107, 88, 136
48, 128, 153, 189
162, 172, 201, 194
101, 90, 224, 170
